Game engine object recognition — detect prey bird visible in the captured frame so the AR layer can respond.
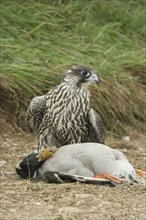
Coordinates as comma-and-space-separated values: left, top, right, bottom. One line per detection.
26, 65, 104, 150
16, 143, 146, 186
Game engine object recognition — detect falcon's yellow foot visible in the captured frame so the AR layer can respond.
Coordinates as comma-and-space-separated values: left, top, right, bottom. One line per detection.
37, 146, 57, 162
94, 173, 124, 184
135, 169, 146, 178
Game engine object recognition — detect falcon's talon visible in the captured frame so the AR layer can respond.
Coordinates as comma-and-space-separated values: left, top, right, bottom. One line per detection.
49, 146, 58, 153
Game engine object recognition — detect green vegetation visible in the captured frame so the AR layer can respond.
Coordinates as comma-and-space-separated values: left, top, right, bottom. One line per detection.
0, 0, 146, 135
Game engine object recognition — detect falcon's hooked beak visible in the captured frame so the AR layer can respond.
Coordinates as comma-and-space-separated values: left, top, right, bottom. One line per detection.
88, 73, 101, 84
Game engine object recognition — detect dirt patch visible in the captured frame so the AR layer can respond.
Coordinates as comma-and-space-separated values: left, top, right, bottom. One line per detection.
0, 122, 146, 220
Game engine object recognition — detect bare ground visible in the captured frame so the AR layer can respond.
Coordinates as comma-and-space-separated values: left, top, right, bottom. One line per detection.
0, 119, 146, 220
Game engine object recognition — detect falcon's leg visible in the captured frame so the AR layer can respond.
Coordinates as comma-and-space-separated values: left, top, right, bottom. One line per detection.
135, 169, 146, 178
94, 173, 124, 184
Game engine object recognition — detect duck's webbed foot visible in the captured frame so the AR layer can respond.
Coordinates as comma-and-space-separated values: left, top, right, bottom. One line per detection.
37, 146, 57, 162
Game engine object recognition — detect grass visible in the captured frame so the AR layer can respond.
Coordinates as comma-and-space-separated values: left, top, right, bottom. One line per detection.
0, 0, 146, 135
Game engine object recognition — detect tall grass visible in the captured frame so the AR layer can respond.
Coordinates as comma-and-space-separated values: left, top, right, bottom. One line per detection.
0, 0, 146, 135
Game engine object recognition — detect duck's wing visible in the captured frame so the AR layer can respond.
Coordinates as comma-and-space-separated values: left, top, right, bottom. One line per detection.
88, 108, 105, 144
42, 171, 116, 185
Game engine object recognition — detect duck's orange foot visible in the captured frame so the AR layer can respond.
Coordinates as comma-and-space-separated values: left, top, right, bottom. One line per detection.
94, 173, 124, 184
37, 146, 57, 161
135, 169, 146, 178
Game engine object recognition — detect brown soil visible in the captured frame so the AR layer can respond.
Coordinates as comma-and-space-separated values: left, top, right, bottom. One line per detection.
0, 119, 146, 220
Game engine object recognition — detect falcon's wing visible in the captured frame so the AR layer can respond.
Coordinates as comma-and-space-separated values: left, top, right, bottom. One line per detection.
26, 95, 46, 133
88, 108, 105, 144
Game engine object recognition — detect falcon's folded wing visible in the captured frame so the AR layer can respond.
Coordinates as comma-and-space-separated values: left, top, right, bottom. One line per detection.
88, 108, 105, 144
26, 95, 46, 133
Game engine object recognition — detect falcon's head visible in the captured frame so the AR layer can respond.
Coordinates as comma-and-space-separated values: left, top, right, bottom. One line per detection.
62, 65, 100, 87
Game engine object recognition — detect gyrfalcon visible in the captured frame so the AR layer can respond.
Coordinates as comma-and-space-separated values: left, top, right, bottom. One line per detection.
26, 65, 105, 150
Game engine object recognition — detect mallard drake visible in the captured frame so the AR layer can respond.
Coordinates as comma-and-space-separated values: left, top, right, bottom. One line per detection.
16, 143, 146, 186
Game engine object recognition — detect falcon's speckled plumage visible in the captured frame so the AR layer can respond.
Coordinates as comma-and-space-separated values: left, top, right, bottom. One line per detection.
26, 65, 105, 150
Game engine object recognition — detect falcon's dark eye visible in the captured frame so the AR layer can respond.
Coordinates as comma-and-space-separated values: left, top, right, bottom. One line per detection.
81, 71, 91, 77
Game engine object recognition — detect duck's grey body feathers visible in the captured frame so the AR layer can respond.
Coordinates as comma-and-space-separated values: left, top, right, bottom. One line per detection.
37, 143, 141, 184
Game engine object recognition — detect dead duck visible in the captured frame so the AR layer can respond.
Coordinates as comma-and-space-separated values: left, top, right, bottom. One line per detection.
16, 143, 146, 186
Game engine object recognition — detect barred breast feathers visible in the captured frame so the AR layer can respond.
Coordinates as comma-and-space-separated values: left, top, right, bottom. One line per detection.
41, 82, 90, 134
